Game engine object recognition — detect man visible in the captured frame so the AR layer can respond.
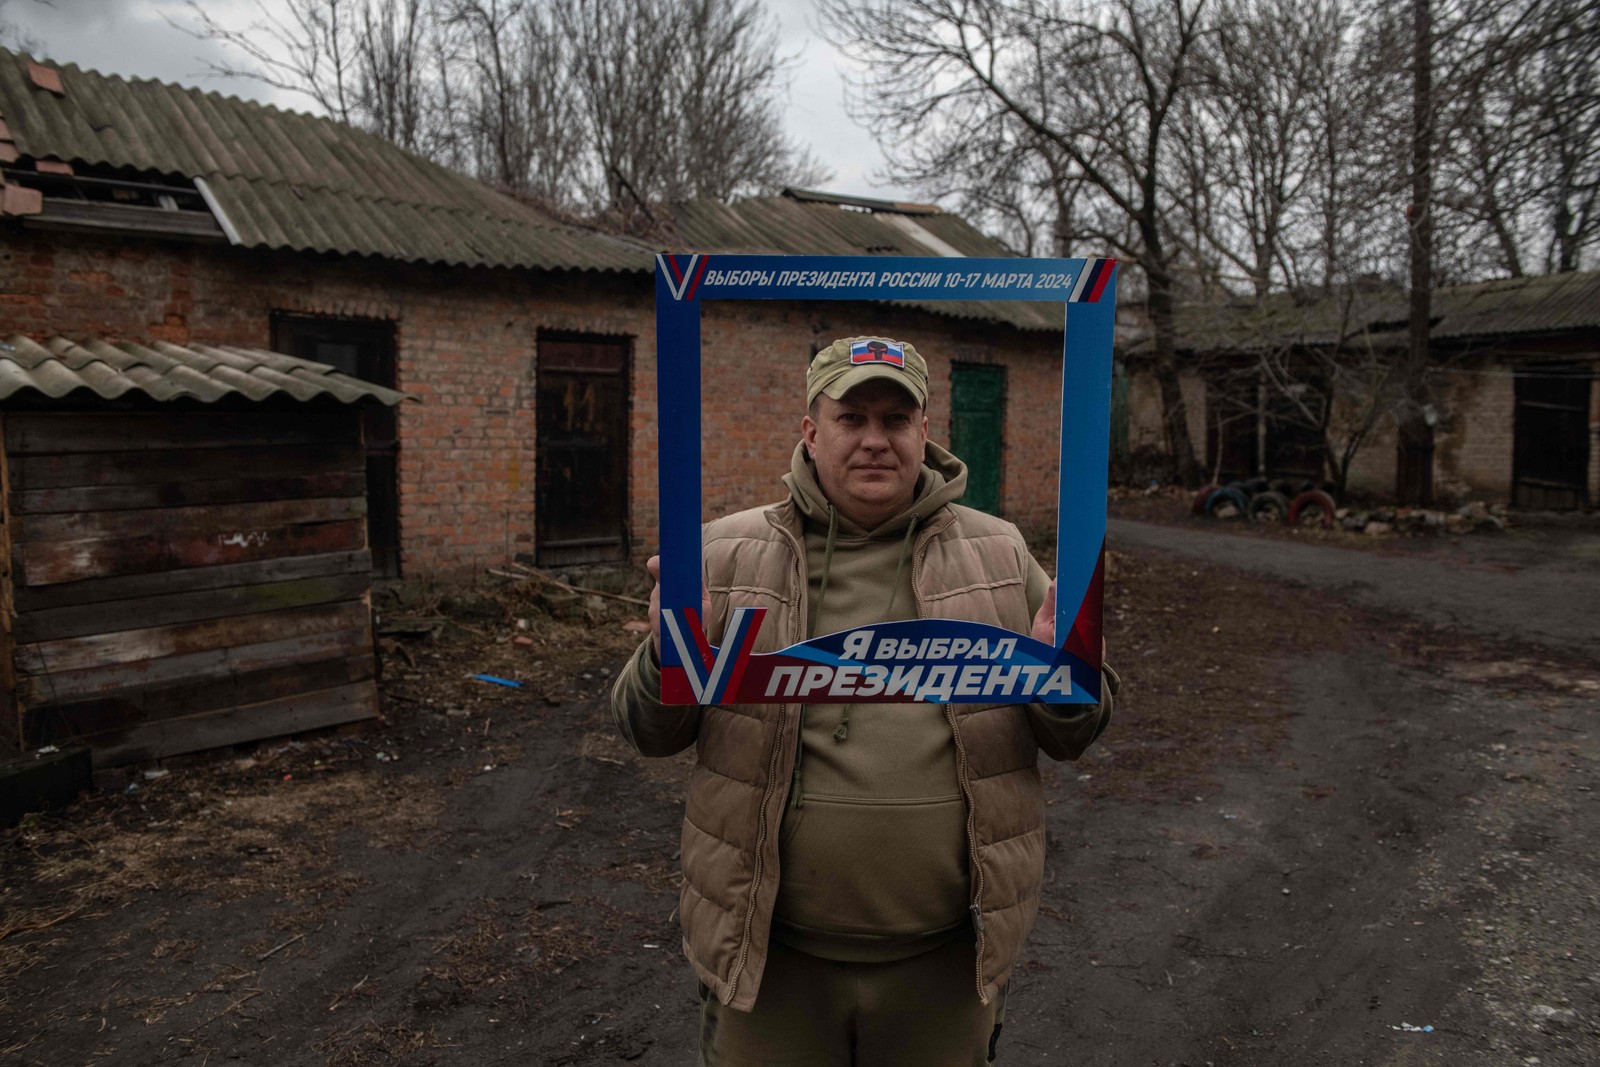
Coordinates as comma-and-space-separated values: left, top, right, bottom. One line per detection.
611, 336, 1116, 1065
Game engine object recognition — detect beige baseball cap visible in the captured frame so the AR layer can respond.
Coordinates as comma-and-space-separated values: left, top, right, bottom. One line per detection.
806, 336, 929, 408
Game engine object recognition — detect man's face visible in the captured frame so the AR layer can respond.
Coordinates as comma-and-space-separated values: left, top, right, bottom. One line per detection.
801, 379, 929, 529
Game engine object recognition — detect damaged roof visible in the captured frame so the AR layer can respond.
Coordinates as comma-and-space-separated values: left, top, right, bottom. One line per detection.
1171, 269, 1600, 355
0, 49, 650, 273
0, 49, 1072, 333
0, 335, 408, 406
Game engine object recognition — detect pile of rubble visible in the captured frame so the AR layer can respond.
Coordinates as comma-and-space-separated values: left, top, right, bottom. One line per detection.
1337, 501, 1509, 537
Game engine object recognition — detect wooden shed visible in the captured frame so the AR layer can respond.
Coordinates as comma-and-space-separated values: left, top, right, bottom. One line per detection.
0, 335, 405, 766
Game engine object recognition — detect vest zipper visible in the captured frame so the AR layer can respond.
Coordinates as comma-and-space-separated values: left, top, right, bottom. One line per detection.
911, 523, 989, 1005
725, 521, 807, 1004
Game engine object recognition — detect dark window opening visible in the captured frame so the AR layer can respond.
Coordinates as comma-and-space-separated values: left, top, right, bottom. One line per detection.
1206, 370, 1328, 483
271, 314, 401, 577
1513, 362, 1591, 510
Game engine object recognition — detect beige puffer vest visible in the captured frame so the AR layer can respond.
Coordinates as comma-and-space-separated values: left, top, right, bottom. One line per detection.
683, 495, 1045, 1012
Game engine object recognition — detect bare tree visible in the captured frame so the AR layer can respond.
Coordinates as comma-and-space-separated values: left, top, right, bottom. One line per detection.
1305, 16, 1404, 290
1528, 0, 1599, 271
180, 0, 364, 123
1172, 0, 1354, 299
0, 0, 49, 53
672, 0, 829, 202
355, 0, 431, 152
823, 0, 1211, 484
558, 0, 824, 215
556, 0, 679, 213
1424, 0, 1598, 277
181, 0, 824, 218
434, 0, 579, 204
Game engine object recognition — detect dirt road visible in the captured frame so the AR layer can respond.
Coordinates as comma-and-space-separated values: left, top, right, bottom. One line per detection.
1108, 517, 1600, 654
3, 523, 1596, 1066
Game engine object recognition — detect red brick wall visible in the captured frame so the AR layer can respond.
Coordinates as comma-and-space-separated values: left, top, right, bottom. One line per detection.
0, 229, 1068, 573
693, 300, 1064, 538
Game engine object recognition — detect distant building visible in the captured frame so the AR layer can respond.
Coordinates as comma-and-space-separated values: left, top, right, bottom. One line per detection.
1119, 273, 1600, 508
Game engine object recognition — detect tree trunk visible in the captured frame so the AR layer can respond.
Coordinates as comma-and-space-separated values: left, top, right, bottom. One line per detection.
1145, 265, 1203, 486
1399, 0, 1435, 506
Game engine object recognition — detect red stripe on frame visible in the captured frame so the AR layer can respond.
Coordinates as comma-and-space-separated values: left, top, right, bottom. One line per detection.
684, 609, 716, 673
1061, 543, 1105, 671
683, 257, 711, 301
718, 608, 767, 703
667, 256, 687, 284
1086, 259, 1115, 303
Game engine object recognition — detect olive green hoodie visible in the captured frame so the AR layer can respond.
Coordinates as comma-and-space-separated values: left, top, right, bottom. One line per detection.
770, 441, 1049, 962
612, 441, 1093, 967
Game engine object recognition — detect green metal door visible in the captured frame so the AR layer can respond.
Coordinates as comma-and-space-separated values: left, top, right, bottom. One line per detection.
950, 363, 1005, 515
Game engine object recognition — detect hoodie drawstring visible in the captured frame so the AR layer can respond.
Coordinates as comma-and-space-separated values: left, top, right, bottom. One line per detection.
884, 517, 918, 620
815, 504, 838, 625
834, 515, 918, 744
791, 504, 842, 808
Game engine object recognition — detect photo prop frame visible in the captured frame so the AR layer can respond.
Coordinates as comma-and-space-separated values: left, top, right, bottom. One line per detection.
656, 254, 1116, 705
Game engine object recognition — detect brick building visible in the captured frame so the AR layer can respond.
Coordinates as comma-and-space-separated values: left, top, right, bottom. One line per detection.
1120, 272, 1600, 509
0, 51, 1072, 578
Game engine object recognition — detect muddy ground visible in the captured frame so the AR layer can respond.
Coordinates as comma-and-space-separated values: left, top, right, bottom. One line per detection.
2, 520, 1597, 1066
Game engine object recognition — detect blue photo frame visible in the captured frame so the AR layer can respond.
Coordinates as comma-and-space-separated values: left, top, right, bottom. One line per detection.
655, 254, 1115, 705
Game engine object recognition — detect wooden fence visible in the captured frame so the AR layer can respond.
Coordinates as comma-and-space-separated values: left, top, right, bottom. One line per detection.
1, 407, 380, 765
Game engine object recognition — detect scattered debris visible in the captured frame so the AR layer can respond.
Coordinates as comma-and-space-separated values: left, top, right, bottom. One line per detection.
1529, 1004, 1578, 1030
1390, 1022, 1434, 1033
492, 563, 649, 607
257, 932, 306, 963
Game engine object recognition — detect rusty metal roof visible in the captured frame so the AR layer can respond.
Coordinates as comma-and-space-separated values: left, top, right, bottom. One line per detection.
1170, 269, 1600, 355
0, 335, 408, 405
0, 49, 651, 273
665, 195, 1063, 332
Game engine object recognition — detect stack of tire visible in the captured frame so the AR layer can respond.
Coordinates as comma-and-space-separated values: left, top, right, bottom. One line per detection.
1191, 478, 1337, 528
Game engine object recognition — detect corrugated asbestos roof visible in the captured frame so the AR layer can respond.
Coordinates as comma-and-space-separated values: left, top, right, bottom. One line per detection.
0, 335, 408, 406
0, 49, 651, 272
664, 197, 1063, 332
1428, 270, 1600, 338
0, 49, 1074, 331
1172, 269, 1600, 355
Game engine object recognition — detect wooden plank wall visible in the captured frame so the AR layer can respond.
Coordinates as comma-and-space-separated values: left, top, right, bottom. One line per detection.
4, 409, 381, 765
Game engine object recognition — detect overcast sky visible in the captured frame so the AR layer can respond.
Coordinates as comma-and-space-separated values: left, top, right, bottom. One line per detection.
2, 0, 912, 199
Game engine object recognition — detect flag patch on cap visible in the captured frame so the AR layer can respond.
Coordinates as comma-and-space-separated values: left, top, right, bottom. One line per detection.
850, 339, 905, 367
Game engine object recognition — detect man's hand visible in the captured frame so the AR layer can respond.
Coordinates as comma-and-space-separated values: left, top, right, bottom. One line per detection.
1030, 579, 1108, 663
1029, 579, 1056, 647
645, 555, 712, 659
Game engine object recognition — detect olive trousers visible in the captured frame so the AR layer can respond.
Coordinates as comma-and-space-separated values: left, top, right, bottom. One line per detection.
698, 936, 1005, 1066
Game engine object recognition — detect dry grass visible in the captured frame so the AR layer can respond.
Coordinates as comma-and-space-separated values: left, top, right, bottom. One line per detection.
426, 905, 515, 991
316, 1019, 442, 1067
13, 769, 443, 911
0, 760, 447, 1023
